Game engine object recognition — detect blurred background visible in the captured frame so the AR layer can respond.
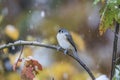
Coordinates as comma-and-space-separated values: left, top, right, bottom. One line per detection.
0, 0, 120, 80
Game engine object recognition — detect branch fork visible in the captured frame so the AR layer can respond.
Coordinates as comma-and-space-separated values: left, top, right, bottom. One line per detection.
0, 40, 95, 80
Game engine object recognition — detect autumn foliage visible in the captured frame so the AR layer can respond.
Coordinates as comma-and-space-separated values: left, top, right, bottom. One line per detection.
20, 57, 42, 80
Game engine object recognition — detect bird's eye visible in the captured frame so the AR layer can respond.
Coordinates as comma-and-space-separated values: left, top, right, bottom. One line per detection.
61, 31, 63, 33
59, 30, 61, 32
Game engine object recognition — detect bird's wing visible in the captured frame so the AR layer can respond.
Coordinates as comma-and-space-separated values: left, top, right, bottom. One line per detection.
65, 33, 77, 52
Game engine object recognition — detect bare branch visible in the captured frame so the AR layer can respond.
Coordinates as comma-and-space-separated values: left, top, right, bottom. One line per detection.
110, 22, 120, 80
0, 40, 95, 80
67, 53, 95, 80
13, 46, 24, 71
0, 40, 57, 50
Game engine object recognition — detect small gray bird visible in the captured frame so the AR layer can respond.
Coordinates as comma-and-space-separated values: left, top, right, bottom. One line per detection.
57, 28, 79, 58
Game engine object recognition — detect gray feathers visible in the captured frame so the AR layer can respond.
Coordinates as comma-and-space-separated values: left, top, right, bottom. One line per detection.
58, 28, 77, 52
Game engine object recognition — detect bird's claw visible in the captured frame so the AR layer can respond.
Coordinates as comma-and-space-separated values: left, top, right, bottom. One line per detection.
57, 46, 61, 51
64, 49, 68, 55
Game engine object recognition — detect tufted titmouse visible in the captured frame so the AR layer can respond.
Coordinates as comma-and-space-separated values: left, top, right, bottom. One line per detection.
57, 28, 79, 58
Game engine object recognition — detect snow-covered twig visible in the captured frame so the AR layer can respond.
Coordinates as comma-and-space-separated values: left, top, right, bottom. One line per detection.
0, 40, 95, 80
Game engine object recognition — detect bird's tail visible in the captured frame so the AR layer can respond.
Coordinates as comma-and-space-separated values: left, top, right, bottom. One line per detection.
72, 49, 79, 59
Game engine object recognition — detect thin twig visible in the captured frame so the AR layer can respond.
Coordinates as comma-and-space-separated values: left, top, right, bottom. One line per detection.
110, 22, 120, 80
18, 46, 24, 62
13, 46, 24, 71
0, 40, 95, 80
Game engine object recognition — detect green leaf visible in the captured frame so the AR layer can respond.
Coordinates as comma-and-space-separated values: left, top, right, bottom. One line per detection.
93, 0, 100, 5
98, 0, 120, 35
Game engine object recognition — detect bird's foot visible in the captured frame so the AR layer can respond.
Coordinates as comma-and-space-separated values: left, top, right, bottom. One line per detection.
57, 46, 61, 51
64, 49, 68, 55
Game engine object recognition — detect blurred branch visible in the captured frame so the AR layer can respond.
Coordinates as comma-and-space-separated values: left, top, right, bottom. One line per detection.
13, 45, 24, 71
0, 40, 95, 80
110, 22, 119, 80
116, 57, 120, 65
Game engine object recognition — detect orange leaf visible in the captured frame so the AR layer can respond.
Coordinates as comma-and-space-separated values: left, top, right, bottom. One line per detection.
5, 25, 19, 40
99, 26, 106, 36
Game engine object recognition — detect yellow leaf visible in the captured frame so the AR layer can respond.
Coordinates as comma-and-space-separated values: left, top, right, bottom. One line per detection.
72, 73, 89, 80
35, 62, 91, 80
3, 48, 8, 54
26, 35, 35, 41
48, 62, 78, 80
5, 72, 20, 80
70, 31, 85, 51
5, 25, 19, 40
99, 25, 106, 36
101, 0, 106, 4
